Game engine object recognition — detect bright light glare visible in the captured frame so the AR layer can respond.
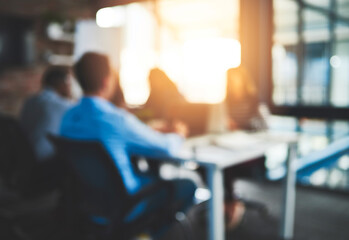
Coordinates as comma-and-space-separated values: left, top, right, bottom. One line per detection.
120, 49, 155, 105
182, 38, 241, 103
310, 169, 328, 186
96, 7, 126, 28
328, 169, 343, 187
330, 55, 342, 68
47, 23, 63, 40
195, 188, 211, 202
272, 44, 287, 60
312, 136, 328, 151
338, 155, 349, 170
265, 144, 288, 169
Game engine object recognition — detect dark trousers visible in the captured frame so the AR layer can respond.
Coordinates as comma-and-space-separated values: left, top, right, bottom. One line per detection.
24, 156, 64, 196
197, 156, 266, 201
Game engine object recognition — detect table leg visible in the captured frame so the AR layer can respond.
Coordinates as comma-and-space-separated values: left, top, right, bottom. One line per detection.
280, 143, 297, 240
207, 166, 224, 240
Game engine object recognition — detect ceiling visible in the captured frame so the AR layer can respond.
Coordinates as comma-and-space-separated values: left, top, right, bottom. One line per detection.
0, 0, 141, 18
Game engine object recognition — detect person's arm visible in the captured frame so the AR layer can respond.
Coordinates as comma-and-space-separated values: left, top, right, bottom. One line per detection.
120, 111, 184, 158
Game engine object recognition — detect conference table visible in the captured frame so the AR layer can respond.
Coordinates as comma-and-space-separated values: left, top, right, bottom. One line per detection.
174, 130, 298, 240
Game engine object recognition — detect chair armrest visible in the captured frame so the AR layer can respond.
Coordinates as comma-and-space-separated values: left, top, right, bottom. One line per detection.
122, 180, 176, 235
128, 180, 174, 207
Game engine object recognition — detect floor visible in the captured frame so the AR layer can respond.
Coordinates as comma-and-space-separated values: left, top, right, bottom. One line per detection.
1, 178, 349, 240
160, 179, 349, 240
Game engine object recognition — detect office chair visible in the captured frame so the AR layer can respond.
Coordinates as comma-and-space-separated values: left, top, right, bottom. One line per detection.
0, 114, 60, 240
48, 135, 191, 240
0, 114, 36, 192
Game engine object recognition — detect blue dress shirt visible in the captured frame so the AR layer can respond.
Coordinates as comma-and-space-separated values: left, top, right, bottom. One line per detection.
59, 96, 183, 194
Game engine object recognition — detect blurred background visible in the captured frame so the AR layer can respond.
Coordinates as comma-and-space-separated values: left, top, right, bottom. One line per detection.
0, 0, 348, 192
0, 0, 349, 239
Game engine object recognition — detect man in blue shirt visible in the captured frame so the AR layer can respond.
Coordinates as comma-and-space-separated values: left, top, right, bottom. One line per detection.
60, 52, 196, 222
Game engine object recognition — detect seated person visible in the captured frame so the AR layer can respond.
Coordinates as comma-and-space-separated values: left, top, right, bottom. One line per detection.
137, 67, 209, 137
136, 68, 206, 183
223, 65, 268, 228
133, 68, 187, 134
60, 52, 196, 223
225, 65, 267, 131
20, 66, 73, 162
19, 66, 73, 193
145, 68, 186, 117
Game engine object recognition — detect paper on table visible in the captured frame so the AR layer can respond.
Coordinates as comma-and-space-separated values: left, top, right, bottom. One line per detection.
211, 131, 263, 150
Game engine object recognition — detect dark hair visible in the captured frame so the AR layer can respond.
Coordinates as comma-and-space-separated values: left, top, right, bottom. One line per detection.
148, 68, 180, 95
42, 66, 70, 88
73, 52, 111, 93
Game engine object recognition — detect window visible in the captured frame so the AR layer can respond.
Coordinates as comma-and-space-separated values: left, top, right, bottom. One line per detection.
272, 0, 349, 118
271, 1, 349, 190
95, 0, 240, 105
302, 42, 329, 105
272, 0, 298, 106
331, 24, 349, 107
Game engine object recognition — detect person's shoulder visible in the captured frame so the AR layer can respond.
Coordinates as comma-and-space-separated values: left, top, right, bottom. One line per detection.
96, 99, 127, 116
60, 103, 77, 120
62, 98, 86, 115
21, 93, 43, 112
47, 90, 72, 107
65, 97, 128, 118
24, 92, 41, 103
57, 97, 73, 110
100, 104, 142, 130
63, 101, 79, 112
103, 104, 132, 125
88, 101, 133, 133
83, 98, 129, 124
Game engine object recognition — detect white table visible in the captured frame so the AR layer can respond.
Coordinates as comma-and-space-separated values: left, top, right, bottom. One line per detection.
176, 131, 298, 240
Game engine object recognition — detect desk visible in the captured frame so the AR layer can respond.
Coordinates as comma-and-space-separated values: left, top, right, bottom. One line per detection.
176, 131, 298, 240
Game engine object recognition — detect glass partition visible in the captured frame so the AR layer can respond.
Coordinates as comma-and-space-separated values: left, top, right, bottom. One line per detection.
273, 0, 349, 110
273, 0, 299, 105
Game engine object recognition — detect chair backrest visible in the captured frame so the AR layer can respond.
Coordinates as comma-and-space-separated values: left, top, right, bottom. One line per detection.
0, 114, 36, 190
48, 135, 129, 225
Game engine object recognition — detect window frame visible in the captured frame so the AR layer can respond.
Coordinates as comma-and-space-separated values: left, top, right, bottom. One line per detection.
270, 0, 349, 120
